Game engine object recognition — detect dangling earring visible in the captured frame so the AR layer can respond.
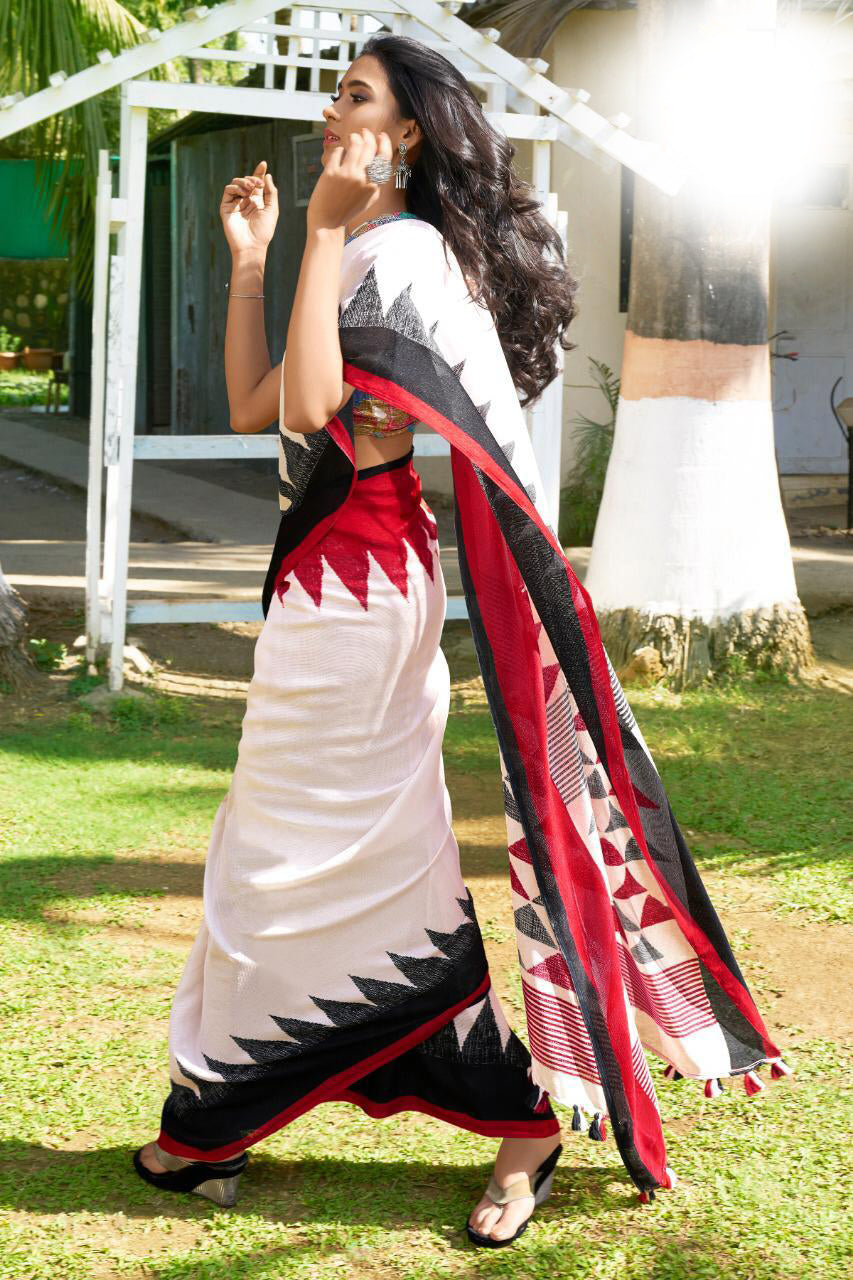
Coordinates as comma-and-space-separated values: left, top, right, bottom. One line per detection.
395, 141, 412, 190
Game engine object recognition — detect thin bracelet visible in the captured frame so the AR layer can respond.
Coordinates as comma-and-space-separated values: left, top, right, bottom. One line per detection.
225, 282, 264, 299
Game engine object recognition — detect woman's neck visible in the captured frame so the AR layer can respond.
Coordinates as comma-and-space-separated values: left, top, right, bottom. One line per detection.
345, 202, 409, 238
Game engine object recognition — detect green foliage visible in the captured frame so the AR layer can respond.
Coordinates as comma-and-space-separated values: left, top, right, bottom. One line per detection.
0, 325, 22, 352
108, 691, 187, 729
558, 357, 619, 546
27, 637, 67, 672
0, 1, 270, 301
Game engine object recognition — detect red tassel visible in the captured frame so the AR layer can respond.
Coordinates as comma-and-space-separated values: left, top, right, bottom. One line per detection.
743, 1069, 765, 1097
533, 1088, 551, 1113
770, 1058, 793, 1079
599, 1117, 607, 1141
637, 1189, 656, 1204
663, 1063, 677, 1080
704, 1077, 723, 1099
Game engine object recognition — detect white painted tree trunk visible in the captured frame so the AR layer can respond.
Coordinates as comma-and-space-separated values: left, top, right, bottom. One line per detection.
584, 0, 812, 685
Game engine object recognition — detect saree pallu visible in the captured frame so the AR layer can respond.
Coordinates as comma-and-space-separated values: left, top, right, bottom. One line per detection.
260, 215, 794, 1199
157, 449, 560, 1160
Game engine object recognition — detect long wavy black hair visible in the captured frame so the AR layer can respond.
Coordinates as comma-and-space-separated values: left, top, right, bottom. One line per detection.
359, 33, 579, 408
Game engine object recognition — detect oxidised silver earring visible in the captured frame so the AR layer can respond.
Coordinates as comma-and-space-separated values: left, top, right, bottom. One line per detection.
395, 141, 412, 190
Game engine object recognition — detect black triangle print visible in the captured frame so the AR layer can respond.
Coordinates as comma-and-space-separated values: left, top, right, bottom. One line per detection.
514, 903, 556, 946
587, 769, 609, 799
269, 1015, 334, 1045
524, 482, 537, 505
475, 400, 491, 420
387, 950, 455, 989
348, 973, 417, 1006
499, 439, 516, 462
581, 748, 596, 766
212, 1037, 303, 1074
308, 996, 380, 1027
278, 429, 326, 512
623, 836, 644, 862
503, 780, 522, 823
338, 264, 386, 328
615, 904, 641, 934
425, 923, 478, 962
456, 891, 477, 923
605, 803, 630, 833
631, 935, 664, 964
450, 358, 466, 379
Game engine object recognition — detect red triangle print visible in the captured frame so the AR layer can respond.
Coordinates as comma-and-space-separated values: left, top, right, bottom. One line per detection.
600, 837, 624, 867
284, 495, 438, 611
509, 863, 529, 900
542, 663, 561, 702
509, 836, 532, 864
573, 711, 587, 731
404, 509, 437, 583
527, 952, 573, 990
640, 895, 674, 928
614, 868, 646, 900
633, 784, 659, 810
293, 552, 325, 607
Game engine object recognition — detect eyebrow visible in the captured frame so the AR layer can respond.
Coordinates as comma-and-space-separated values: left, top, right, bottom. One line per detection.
336, 79, 374, 93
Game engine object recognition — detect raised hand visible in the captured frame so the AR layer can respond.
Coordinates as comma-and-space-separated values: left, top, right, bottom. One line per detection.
307, 128, 393, 234
220, 160, 279, 255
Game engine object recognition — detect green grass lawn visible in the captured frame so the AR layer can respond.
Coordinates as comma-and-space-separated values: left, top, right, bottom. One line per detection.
0, 649, 850, 1279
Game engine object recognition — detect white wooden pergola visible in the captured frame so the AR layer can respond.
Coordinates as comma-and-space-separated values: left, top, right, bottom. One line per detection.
0, 0, 680, 692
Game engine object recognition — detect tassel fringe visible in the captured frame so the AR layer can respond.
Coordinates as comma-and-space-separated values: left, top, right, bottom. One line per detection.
637, 1165, 678, 1204
660, 1055, 794, 1100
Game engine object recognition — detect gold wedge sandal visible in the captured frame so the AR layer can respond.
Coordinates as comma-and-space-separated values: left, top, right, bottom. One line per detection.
465, 1142, 562, 1248
132, 1141, 248, 1208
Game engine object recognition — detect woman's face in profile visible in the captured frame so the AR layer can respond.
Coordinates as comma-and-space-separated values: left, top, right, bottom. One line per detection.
321, 55, 416, 165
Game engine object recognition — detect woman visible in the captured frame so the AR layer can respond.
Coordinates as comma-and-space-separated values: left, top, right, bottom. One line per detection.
133, 35, 791, 1248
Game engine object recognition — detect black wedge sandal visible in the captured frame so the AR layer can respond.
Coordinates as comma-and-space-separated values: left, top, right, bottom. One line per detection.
132, 1141, 248, 1208
465, 1142, 562, 1249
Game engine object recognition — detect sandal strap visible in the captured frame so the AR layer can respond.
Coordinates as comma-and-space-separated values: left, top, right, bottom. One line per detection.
485, 1173, 534, 1205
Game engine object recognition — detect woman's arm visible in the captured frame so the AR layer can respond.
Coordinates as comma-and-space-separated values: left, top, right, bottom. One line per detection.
225, 247, 280, 433
282, 227, 349, 435
282, 127, 393, 435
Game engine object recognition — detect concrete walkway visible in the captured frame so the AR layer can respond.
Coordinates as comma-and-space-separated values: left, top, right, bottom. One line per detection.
1, 411, 849, 615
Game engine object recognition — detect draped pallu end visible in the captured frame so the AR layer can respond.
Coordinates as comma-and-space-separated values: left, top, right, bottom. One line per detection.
269, 215, 790, 1197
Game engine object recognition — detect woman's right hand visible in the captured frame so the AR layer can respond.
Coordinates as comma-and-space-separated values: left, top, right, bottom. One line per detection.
220, 160, 279, 255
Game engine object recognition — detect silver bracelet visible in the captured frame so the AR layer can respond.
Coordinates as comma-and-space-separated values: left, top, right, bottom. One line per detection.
225, 282, 264, 299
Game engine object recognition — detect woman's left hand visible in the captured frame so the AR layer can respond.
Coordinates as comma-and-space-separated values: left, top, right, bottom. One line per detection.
307, 128, 393, 234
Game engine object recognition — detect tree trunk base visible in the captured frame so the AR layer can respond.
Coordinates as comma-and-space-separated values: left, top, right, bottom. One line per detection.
0, 579, 35, 692
600, 602, 814, 688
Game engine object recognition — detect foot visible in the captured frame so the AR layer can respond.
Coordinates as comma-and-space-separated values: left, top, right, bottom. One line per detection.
137, 1140, 171, 1174
467, 1130, 562, 1243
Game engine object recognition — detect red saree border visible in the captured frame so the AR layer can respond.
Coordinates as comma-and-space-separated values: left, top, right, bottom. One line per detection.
157, 973, 492, 1162
331, 1089, 561, 1140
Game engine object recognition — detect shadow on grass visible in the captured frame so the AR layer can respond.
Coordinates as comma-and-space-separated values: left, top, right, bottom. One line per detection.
0, 1140, 775, 1279
0, 854, 205, 924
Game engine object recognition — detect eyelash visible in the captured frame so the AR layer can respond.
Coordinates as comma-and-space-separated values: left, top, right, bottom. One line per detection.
329, 93, 365, 103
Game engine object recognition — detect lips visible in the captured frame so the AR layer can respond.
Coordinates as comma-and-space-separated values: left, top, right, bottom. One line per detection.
323, 130, 341, 144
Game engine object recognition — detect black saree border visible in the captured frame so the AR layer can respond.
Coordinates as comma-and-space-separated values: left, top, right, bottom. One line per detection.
158, 972, 493, 1162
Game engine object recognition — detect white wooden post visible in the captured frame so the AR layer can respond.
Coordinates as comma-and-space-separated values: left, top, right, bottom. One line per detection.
102, 87, 149, 691
525, 138, 563, 528
84, 148, 113, 667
